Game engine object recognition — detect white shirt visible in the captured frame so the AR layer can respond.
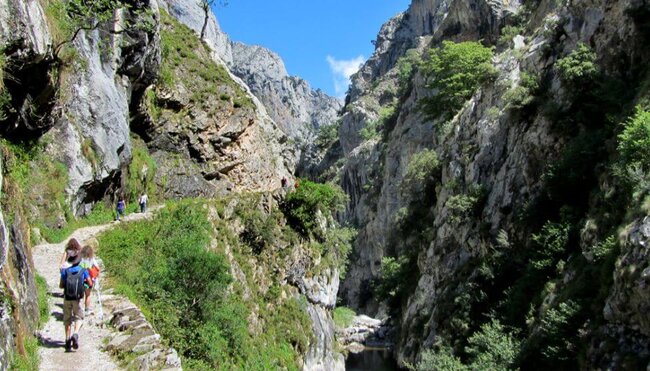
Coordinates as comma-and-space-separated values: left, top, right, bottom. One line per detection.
139, 194, 148, 204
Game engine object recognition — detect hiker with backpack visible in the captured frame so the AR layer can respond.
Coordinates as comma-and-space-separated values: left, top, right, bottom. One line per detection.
80, 245, 100, 316
60, 245, 92, 352
115, 196, 126, 221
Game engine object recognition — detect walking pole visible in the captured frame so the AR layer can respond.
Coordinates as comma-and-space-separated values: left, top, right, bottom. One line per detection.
94, 277, 105, 321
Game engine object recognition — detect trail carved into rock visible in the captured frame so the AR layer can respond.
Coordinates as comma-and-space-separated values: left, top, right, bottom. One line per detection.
33, 208, 161, 371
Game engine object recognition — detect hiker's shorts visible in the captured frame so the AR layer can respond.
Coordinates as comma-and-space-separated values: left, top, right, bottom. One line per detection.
63, 299, 84, 326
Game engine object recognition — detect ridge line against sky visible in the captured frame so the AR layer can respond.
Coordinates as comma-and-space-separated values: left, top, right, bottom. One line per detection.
214, 0, 412, 98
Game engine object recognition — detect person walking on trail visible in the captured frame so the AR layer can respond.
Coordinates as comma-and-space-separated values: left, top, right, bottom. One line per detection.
80, 245, 100, 316
59, 238, 82, 270
115, 196, 126, 221
60, 247, 92, 352
139, 193, 148, 213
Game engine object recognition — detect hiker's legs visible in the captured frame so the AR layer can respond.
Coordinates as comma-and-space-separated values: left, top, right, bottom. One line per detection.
84, 288, 92, 310
63, 300, 73, 349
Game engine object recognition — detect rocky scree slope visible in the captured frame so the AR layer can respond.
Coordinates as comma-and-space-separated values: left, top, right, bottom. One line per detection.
310, 0, 650, 368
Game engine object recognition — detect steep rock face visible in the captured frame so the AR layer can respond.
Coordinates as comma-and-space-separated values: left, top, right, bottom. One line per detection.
0, 158, 39, 370
161, 0, 341, 142
229, 42, 342, 141
326, 0, 650, 367
139, 11, 293, 197
212, 194, 345, 370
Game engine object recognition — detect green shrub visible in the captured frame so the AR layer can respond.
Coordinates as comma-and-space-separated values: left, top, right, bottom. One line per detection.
536, 300, 582, 361
498, 26, 524, 48
465, 320, 520, 370
99, 201, 234, 367
333, 306, 356, 328
556, 43, 599, 86
401, 149, 440, 195
446, 186, 486, 223
236, 206, 278, 254
375, 256, 411, 300
316, 120, 341, 149
530, 221, 570, 270
617, 106, 650, 171
420, 41, 496, 120
359, 103, 397, 140
417, 346, 466, 371
396, 48, 422, 94
283, 180, 348, 237
321, 226, 356, 278
503, 72, 540, 110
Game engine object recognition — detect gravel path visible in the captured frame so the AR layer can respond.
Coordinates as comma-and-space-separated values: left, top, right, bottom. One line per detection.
33, 208, 161, 371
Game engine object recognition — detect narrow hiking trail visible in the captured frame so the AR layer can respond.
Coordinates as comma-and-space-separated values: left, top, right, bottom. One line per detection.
33, 207, 162, 371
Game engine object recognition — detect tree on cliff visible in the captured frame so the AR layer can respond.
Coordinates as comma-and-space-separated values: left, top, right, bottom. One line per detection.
50, 0, 155, 58
199, 0, 228, 40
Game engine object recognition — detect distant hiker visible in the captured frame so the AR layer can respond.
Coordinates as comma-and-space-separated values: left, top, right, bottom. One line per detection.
139, 193, 148, 213
281, 177, 288, 188
80, 245, 100, 316
115, 196, 126, 221
59, 238, 82, 270
60, 246, 92, 352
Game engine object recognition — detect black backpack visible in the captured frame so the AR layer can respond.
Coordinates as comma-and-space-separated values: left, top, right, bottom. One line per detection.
64, 267, 85, 300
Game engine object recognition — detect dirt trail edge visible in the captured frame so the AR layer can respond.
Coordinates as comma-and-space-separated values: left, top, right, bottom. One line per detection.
33, 207, 162, 371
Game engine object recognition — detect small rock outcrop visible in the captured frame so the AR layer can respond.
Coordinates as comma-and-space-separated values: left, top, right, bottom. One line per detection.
105, 297, 182, 370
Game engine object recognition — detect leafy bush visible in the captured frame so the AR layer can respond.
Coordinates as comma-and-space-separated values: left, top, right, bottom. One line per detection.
333, 306, 356, 328
236, 205, 278, 255
359, 103, 397, 140
536, 300, 582, 361
498, 26, 524, 48
283, 180, 348, 237
530, 221, 570, 270
465, 320, 520, 370
99, 201, 235, 367
617, 106, 650, 171
556, 43, 599, 86
40, 202, 115, 243
417, 346, 466, 371
396, 48, 422, 94
315, 120, 341, 149
420, 41, 496, 120
321, 226, 356, 278
503, 72, 541, 110
375, 256, 411, 300
446, 186, 486, 223
401, 149, 440, 195
417, 320, 520, 371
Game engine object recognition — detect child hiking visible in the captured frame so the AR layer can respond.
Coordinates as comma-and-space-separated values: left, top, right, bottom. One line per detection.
80, 244, 100, 315
59, 245, 92, 352
59, 238, 82, 270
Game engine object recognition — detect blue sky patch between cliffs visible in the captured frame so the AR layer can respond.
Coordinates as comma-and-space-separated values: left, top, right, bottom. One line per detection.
215, 0, 411, 98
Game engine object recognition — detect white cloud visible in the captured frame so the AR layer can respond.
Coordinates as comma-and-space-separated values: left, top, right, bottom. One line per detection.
326, 55, 365, 98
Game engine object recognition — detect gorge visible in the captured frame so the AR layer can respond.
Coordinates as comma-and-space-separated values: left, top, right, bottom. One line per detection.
1, 0, 649, 370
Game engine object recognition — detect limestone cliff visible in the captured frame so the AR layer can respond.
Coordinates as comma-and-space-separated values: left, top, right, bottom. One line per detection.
314, 0, 650, 368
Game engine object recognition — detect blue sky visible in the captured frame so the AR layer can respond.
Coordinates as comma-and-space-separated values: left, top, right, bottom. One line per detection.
214, 0, 412, 98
